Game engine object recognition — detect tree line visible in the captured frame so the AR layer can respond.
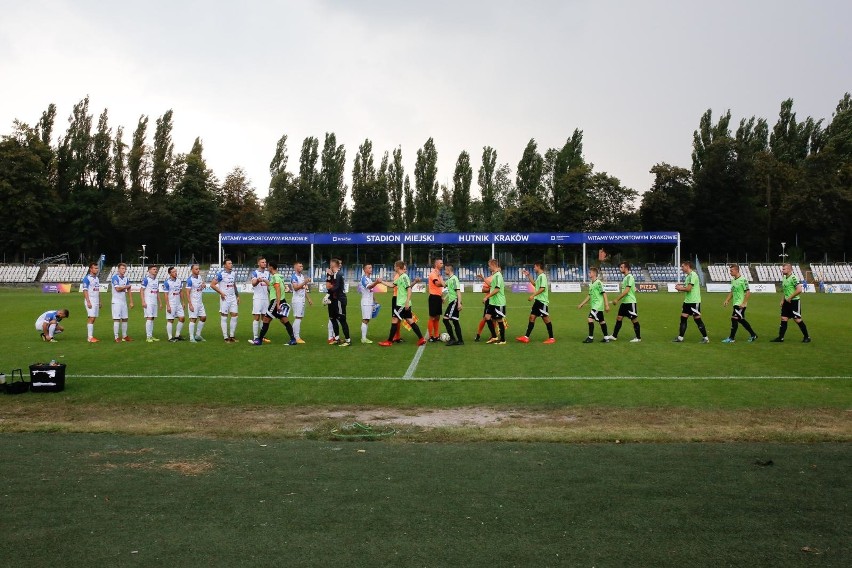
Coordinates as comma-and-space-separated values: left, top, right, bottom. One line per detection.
1, 93, 850, 265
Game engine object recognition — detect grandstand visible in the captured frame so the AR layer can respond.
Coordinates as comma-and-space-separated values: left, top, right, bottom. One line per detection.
598, 266, 647, 283
0, 265, 40, 283
708, 264, 755, 282
810, 263, 852, 282
646, 264, 683, 282
753, 264, 805, 282
41, 264, 88, 283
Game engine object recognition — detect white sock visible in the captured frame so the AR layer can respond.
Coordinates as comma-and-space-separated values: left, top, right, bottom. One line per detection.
167, 321, 173, 339
114, 322, 120, 339
230, 316, 238, 337
146, 319, 153, 338
189, 322, 196, 339
197, 320, 205, 336
294, 319, 302, 339
328, 320, 334, 340
253, 320, 259, 339
221, 316, 228, 338
87, 323, 94, 339
48, 323, 56, 338
176, 321, 183, 337
122, 321, 128, 338
361, 322, 368, 340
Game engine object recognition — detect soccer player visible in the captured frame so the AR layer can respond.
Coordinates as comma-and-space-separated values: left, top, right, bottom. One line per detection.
672, 260, 709, 343
442, 262, 464, 345
250, 257, 271, 343
610, 262, 641, 343
427, 258, 445, 342
82, 262, 101, 343
325, 258, 351, 346
378, 260, 426, 347
473, 272, 493, 342
36, 309, 69, 342
290, 262, 312, 344
140, 265, 161, 342
111, 262, 134, 342
578, 266, 610, 343
163, 266, 186, 342
482, 259, 507, 345
252, 262, 297, 345
185, 263, 207, 342
722, 264, 758, 343
359, 264, 382, 344
517, 261, 555, 344
771, 263, 811, 343
210, 258, 240, 342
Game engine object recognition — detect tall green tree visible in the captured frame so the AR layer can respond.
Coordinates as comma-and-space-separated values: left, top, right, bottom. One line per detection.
451, 150, 472, 231
388, 147, 405, 231
219, 167, 265, 232
319, 133, 347, 231
639, 163, 694, 234
265, 134, 295, 232
113, 126, 127, 194
414, 137, 438, 230
403, 175, 415, 230
476, 146, 498, 231
128, 115, 149, 196
516, 138, 544, 200
172, 138, 219, 259
151, 109, 174, 195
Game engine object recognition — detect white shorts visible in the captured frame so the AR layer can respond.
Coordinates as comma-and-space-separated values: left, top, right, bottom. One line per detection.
166, 302, 185, 320
112, 302, 128, 320
252, 297, 268, 315
144, 300, 159, 318
220, 296, 238, 315
361, 303, 373, 320
188, 298, 206, 319
291, 297, 306, 318
35, 318, 47, 331
86, 302, 100, 318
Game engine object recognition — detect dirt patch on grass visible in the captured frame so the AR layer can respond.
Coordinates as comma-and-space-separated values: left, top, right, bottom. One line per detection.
2, 403, 850, 442
95, 456, 215, 476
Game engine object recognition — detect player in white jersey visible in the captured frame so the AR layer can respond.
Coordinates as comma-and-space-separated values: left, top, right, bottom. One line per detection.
209, 258, 240, 342
36, 309, 69, 342
250, 257, 271, 343
290, 262, 312, 344
163, 266, 186, 342
111, 262, 134, 342
184, 263, 207, 342
82, 262, 101, 343
359, 264, 382, 344
140, 265, 162, 342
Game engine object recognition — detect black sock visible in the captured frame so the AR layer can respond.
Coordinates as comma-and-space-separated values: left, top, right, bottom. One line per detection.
601, 322, 608, 337
331, 319, 339, 337
444, 319, 455, 340
588, 322, 594, 337
498, 321, 505, 341
339, 317, 350, 340
388, 323, 397, 342
258, 321, 270, 340
487, 319, 496, 338
679, 316, 688, 337
633, 321, 641, 339
730, 319, 739, 339
545, 321, 553, 338
525, 321, 535, 337
410, 322, 423, 339
613, 319, 623, 338
284, 321, 294, 340
453, 320, 463, 342
695, 318, 707, 338
797, 320, 809, 338
779, 320, 788, 338
740, 319, 755, 337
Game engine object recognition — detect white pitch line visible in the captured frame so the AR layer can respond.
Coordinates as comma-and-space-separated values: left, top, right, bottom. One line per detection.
68, 374, 852, 381
402, 344, 427, 379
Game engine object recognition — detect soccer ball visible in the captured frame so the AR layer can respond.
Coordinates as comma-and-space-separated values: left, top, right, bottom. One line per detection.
440, 332, 451, 342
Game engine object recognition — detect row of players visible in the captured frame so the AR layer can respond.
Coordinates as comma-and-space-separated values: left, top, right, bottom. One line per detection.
35, 258, 812, 345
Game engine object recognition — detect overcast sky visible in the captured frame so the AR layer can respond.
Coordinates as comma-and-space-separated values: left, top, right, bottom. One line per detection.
2, 0, 850, 203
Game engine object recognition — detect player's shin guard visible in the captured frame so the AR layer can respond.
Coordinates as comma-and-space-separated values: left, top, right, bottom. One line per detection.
410, 322, 423, 339
48, 323, 57, 338
486, 319, 496, 338
114, 322, 120, 340
601, 322, 608, 337
176, 321, 183, 338
679, 316, 688, 337
477, 318, 487, 335
327, 320, 335, 340
87, 323, 94, 339
695, 318, 707, 338
197, 320, 205, 336
612, 319, 623, 338
258, 321, 270, 340
797, 320, 809, 338
146, 319, 154, 338
293, 318, 301, 339
166, 321, 173, 339
730, 318, 739, 339
444, 319, 455, 340
339, 316, 350, 340
122, 321, 128, 338
498, 321, 506, 341
253, 320, 259, 339
632, 321, 640, 339
778, 320, 788, 339
387, 323, 397, 342
330, 318, 340, 338
361, 322, 368, 340
525, 321, 535, 337
545, 321, 553, 338
221, 316, 228, 338
740, 319, 755, 337
284, 321, 295, 340
588, 322, 594, 337
229, 317, 238, 338
453, 320, 463, 342
189, 321, 196, 339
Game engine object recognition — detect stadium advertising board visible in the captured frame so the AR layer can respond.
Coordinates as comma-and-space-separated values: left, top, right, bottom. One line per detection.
551, 283, 581, 293
511, 283, 535, 293
749, 284, 777, 293
602, 283, 620, 293
637, 283, 658, 292
41, 284, 72, 294
221, 232, 681, 246
706, 283, 732, 293
824, 283, 852, 293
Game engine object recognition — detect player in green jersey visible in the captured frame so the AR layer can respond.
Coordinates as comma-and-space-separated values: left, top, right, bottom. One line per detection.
517, 261, 555, 344
721, 264, 758, 343
379, 260, 426, 347
610, 262, 641, 343
442, 263, 464, 345
771, 263, 811, 343
252, 262, 297, 346
673, 260, 709, 343
482, 259, 507, 344
578, 266, 610, 343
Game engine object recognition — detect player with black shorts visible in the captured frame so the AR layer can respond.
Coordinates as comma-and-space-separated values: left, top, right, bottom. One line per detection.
326, 258, 351, 346
427, 259, 445, 342
610, 262, 641, 342
252, 262, 296, 346
771, 263, 811, 343
517, 262, 555, 344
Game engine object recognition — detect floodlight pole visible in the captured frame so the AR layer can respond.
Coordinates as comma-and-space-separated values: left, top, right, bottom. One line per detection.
310, 243, 315, 283
217, 234, 222, 267
675, 233, 681, 271
582, 243, 587, 283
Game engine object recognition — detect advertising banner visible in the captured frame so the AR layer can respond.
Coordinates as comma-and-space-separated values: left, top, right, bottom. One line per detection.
706, 283, 732, 293
41, 284, 72, 294
824, 283, 852, 293
637, 283, 659, 293
512, 282, 535, 293
749, 284, 777, 294
551, 283, 581, 293
602, 283, 620, 293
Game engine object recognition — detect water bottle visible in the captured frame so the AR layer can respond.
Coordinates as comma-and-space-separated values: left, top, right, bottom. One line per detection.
50, 359, 57, 366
